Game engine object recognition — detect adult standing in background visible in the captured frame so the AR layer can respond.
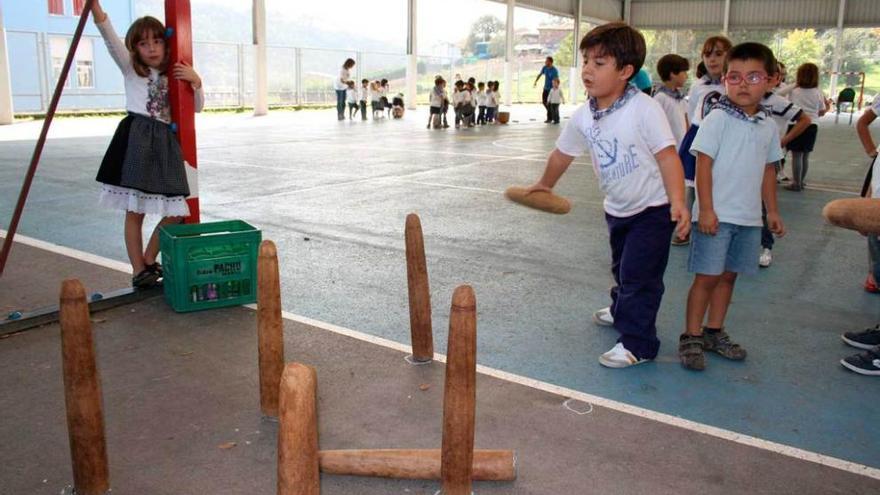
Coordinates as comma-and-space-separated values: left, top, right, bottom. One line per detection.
335, 58, 356, 121
534, 56, 559, 124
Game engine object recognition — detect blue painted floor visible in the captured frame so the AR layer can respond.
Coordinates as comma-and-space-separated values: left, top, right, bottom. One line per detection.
1, 106, 878, 468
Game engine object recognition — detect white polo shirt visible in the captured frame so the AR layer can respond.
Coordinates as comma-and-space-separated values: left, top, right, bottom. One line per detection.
556, 89, 676, 217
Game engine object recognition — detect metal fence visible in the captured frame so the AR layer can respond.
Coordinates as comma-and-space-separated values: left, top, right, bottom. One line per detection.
7, 30, 553, 113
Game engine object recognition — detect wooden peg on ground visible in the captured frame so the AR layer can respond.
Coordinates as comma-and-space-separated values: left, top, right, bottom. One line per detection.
318, 448, 515, 481
405, 213, 434, 363
823, 198, 880, 234
441, 285, 477, 495
277, 363, 319, 495
60, 279, 109, 495
258, 239, 284, 417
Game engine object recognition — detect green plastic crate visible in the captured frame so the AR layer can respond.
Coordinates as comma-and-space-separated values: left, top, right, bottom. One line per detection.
159, 220, 262, 313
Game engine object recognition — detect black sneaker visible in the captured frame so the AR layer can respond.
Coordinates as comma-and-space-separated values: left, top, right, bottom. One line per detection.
840, 346, 880, 376
679, 334, 706, 371
842, 325, 880, 350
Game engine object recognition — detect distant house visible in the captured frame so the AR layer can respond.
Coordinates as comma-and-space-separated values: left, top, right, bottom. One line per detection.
537, 23, 573, 53
3, 0, 137, 112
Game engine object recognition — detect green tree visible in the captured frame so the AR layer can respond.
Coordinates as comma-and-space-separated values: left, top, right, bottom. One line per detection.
464, 15, 504, 56
820, 28, 880, 88
554, 32, 575, 68
778, 29, 822, 74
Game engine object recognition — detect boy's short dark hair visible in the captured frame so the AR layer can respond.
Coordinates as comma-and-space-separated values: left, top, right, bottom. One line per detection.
361, 78, 369, 84
434, 76, 443, 85
656, 54, 690, 82
724, 42, 776, 75
467, 77, 476, 84
579, 22, 645, 81
546, 56, 554, 63
381, 78, 388, 84
796, 63, 820, 88
455, 80, 464, 87
478, 81, 485, 88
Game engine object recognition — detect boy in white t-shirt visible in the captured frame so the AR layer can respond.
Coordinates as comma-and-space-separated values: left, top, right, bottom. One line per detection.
526, 22, 689, 368
654, 54, 691, 245
345, 81, 359, 119
839, 95, 880, 376
358, 79, 370, 121
682, 42, 785, 371
476, 82, 487, 125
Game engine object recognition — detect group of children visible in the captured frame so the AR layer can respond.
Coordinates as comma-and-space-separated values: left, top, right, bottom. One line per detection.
86, 0, 876, 376
428, 76, 501, 129
345, 78, 405, 120
526, 22, 867, 373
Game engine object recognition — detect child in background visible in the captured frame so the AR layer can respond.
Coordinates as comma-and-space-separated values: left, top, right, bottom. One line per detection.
682, 42, 785, 371
428, 76, 446, 129
527, 22, 689, 368
547, 77, 565, 124
89, 0, 204, 288
461, 80, 476, 127
380, 79, 392, 118
359, 79, 370, 121
452, 80, 465, 128
654, 54, 690, 244
784, 63, 830, 191
345, 80, 359, 119
677, 36, 731, 244
440, 79, 450, 128
476, 82, 487, 125
392, 92, 405, 118
758, 62, 811, 267
485, 81, 498, 123
370, 81, 382, 119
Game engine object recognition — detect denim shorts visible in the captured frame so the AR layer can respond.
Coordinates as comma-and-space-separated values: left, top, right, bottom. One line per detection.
688, 222, 761, 275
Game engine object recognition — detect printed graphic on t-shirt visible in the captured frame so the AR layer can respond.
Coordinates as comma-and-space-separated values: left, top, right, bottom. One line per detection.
588, 125, 639, 184
147, 74, 170, 122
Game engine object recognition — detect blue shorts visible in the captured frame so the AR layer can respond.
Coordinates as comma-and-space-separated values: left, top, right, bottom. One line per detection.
688, 223, 761, 276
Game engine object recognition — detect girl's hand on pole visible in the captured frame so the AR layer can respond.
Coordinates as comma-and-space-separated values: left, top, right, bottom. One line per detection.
172, 62, 202, 89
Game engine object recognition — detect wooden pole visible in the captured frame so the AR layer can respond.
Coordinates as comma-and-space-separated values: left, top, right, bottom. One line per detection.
60, 279, 109, 495
441, 285, 477, 495
277, 363, 319, 495
0, 0, 95, 276
258, 240, 284, 417
405, 213, 433, 363
318, 449, 515, 481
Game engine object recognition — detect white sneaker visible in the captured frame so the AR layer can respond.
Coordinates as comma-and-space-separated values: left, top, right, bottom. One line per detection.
759, 248, 772, 268
599, 343, 650, 368
592, 307, 614, 327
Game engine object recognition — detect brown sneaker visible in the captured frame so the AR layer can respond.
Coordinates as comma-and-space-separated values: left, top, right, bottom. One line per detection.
703, 328, 747, 360
679, 334, 706, 371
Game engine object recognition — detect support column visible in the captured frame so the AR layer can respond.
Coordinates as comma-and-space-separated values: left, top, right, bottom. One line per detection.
0, 4, 14, 124
722, 0, 731, 34
406, 0, 417, 110
623, 0, 631, 23
503, 0, 514, 106
253, 0, 268, 116
569, 0, 582, 105
829, 0, 847, 97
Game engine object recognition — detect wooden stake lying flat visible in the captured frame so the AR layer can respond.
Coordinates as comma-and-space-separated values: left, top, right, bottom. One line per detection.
277, 363, 319, 495
60, 279, 109, 495
258, 240, 284, 417
405, 213, 433, 363
318, 449, 515, 481
441, 285, 477, 495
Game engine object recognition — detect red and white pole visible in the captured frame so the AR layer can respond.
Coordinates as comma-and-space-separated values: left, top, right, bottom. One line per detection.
164, 0, 199, 223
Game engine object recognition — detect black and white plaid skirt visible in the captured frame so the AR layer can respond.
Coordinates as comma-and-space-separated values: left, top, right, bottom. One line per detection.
96, 113, 190, 216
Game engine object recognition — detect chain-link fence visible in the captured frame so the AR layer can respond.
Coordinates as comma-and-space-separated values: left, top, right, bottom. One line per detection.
7, 30, 553, 113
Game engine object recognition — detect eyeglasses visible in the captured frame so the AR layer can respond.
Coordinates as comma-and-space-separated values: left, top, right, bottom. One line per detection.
724, 72, 769, 86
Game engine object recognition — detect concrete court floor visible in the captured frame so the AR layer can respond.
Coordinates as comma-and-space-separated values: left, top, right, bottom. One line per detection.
1, 241, 879, 494
0, 103, 879, 471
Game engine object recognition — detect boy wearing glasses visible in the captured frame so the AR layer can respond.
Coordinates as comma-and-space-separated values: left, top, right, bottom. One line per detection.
680, 43, 785, 371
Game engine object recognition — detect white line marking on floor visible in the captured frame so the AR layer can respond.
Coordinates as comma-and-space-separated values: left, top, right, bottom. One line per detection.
272, 311, 880, 481
802, 185, 859, 195
7, 230, 879, 481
